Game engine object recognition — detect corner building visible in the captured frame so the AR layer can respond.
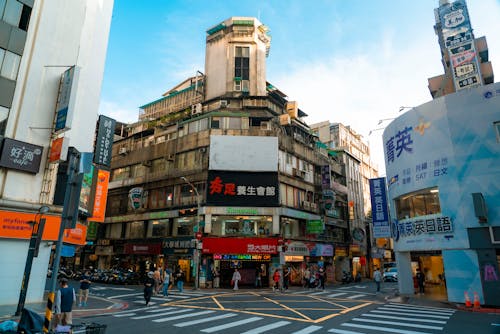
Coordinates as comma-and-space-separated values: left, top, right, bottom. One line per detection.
103, 17, 350, 287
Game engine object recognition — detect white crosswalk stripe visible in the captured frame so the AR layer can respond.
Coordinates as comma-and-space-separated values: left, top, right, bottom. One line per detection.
342, 323, 432, 334
346, 294, 366, 299
351, 317, 443, 330
200, 317, 263, 333
327, 292, 348, 297
131, 308, 190, 320
370, 309, 452, 319
308, 291, 329, 295
174, 313, 238, 327
239, 320, 291, 334
291, 325, 323, 334
387, 303, 455, 313
153, 310, 215, 322
329, 329, 365, 334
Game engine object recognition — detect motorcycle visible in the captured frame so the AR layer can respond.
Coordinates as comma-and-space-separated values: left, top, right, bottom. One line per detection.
342, 271, 354, 284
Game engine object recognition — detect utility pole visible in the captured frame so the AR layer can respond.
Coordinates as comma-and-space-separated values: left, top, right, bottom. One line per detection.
43, 147, 82, 333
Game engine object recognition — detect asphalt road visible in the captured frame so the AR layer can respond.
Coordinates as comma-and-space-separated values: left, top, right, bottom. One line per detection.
72, 282, 500, 334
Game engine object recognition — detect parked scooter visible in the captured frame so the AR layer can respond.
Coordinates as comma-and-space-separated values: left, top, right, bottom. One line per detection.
342, 271, 354, 284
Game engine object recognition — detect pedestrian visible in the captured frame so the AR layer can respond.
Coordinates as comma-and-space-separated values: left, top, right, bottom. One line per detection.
272, 268, 281, 292
162, 269, 171, 297
144, 271, 155, 306
318, 267, 326, 290
416, 269, 425, 294
232, 268, 241, 290
54, 278, 76, 333
78, 270, 91, 307
255, 265, 262, 288
303, 267, 311, 288
176, 268, 185, 292
153, 266, 161, 295
373, 267, 382, 293
213, 267, 220, 288
283, 267, 291, 290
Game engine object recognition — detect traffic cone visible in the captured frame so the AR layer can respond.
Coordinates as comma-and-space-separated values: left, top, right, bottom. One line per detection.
473, 292, 481, 309
464, 291, 472, 307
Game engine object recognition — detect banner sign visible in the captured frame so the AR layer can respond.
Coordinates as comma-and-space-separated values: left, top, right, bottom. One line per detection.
55, 66, 79, 132
93, 115, 116, 167
90, 169, 110, 222
206, 171, 279, 207
369, 177, 391, 238
0, 138, 43, 174
49, 137, 69, 163
306, 220, 324, 234
392, 216, 454, 242
202, 237, 278, 254
124, 243, 162, 255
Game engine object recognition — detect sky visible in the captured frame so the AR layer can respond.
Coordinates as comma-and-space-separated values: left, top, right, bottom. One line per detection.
98, 0, 500, 176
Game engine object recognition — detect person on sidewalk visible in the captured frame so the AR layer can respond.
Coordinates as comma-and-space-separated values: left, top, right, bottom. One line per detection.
78, 270, 91, 307
416, 269, 425, 294
162, 269, 171, 297
373, 267, 382, 293
232, 268, 241, 290
54, 278, 76, 332
143, 271, 155, 306
176, 268, 185, 293
283, 267, 291, 290
272, 268, 281, 292
213, 267, 220, 288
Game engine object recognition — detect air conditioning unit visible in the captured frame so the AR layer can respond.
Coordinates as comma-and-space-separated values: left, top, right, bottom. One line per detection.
219, 100, 228, 108
191, 103, 202, 115
260, 121, 271, 130
118, 147, 128, 155
293, 168, 305, 178
166, 154, 175, 161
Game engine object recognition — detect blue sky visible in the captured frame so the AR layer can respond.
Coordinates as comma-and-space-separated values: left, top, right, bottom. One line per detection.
99, 0, 500, 175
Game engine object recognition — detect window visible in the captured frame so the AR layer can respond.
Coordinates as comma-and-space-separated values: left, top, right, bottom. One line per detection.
174, 217, 194, 236
2, 0, 22, 27
126, 221, 145, 239
151, 219, 171, 237
0, 49, 21, 80
394, 188, 441, 220
111, 166, 130, 181
106, 223, 122, 239
0, 105, 9, 135
211, 117, 220, 129
235, 46, 249, 81
18, 3, 30, 30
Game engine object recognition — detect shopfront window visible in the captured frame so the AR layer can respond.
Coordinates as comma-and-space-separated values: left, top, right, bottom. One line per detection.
174, 217, 195, 236
105, 223, 122, 239
150, 219, 171, 237
211, 215, 272, 237
394, 187, 441, 220
126, 221, 145, 239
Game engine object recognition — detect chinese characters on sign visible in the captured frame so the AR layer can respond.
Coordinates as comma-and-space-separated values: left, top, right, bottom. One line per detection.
209, 176, 276, 196
93, 115, 116, 167
395, 216, 453, 239
0, 138, 43, 174
391, 157, 449, 188
213, 254, 271, 261
247, 243, 277, 254
386, 126, 413, 164
369, 177, 391, 238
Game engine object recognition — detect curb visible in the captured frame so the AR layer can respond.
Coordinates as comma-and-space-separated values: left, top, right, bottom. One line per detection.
457, 305, 500, 313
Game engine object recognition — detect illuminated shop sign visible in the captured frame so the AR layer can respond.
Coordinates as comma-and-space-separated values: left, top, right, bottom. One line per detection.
392, 216, 453, 241
213, 254, 271, 261
206, 171, 279, 207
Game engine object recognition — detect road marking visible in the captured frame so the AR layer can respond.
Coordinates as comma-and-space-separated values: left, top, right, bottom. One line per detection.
363, 313, 447, 324
133, 299, 157, 305
153, 310, 215, 322
109, 292, 143, 299
351, 317, 443, 330
292, 325, 323, 333
353, 285, 367, 289
200, 317, 263, 333
343, 323, 434, 334
131, 308, 190, 320
146, 307, 176, 313
329, 329, 365, 334
113, 312, 136, 317
240, 320, 291, 334
379, 306, 453, 316
386, 303, 455, 314
308, 291, 329, 295
371, 309, 451, 319
327, 292, 348, 297
174, 313, 238, 327
112, 306, 158, 315
346, 294, 366, 299
110, 287, 134, 291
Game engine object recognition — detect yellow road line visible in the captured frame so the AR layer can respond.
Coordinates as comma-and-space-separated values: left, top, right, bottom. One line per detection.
313, 302, 372, 323
262, 295, 313, 321
212, 296, 224, 310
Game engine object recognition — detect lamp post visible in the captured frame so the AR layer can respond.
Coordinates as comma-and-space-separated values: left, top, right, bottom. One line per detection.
15, 205, 50, 316
180, 176, 201, 290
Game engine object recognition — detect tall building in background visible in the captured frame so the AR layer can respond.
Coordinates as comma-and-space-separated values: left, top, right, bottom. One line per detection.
0, 0, 113, 306
311, 121, 380, 275
428, 0, 494, 98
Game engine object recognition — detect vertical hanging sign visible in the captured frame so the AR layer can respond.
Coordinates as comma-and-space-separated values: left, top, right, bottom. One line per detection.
54, 66, 80, 133
93, 115, 116, 167
369, 177, 391, 238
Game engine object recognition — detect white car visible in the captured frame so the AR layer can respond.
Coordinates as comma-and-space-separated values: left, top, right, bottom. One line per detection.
383, 267, 398, 282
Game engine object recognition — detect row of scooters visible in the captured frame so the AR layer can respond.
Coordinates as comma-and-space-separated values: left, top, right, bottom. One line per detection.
341, 271, 362, 284
47, 267, 142, 285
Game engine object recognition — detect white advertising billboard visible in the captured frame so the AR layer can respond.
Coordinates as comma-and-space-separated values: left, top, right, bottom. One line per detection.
209, 135, 278, 172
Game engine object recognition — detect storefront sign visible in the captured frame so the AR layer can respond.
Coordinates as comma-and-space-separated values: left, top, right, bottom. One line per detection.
284, 241, 333, 257
206, 171, 279, 207
48, 137, 69, 163
93, 115, 116, 167
352, 228, 365, 242
284, 241, 309, 256
163, 237, 196, 250
202, 237, 278, 254
280, 207, 321, 221
213, 254, 271, 261
54, 66, 79, 132
86, 221, 97, 239
95, 245, 113, 256
90, 169, 110, 222
106, 210, 177, 224
124, 243, 162, 255
335, 246, 348, 257
129, 187, 144, 210
0, 138, 43, 174
392, 216, 454, 241
306, 220, 324, 234
369, 177, 391, 238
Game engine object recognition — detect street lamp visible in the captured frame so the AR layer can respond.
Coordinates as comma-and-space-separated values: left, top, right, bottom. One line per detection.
399, 106, 414, 112
180, 176, 201, 290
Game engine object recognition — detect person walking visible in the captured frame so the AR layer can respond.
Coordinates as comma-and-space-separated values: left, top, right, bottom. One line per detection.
318, 267, 326, 290
144, 271, 155, 306
232, 268, 241, 290
373, 267, 382, 293
176, 268, 185, 293
303, 267, 311, 288
78, 270, 91, 307
162, 269, 171, 297
416, 269, 425, 294
213, 267, 220, 288
153, 267, 161, 295
255, 265, 262, 288
54, 278, 76, 333
283, 267, 291, 290
272, 268, 281, 292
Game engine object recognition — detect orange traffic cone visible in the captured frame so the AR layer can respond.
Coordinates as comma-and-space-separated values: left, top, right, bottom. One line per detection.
464, 291, 472, 307
473, 292, 481, 309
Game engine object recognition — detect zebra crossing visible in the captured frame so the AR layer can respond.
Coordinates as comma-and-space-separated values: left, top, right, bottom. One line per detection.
109, 301, 455, 333
290, 287, 371, 300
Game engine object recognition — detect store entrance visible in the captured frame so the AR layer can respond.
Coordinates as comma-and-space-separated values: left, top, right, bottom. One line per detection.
410, 251, 447, 300
219, 260, 269, 288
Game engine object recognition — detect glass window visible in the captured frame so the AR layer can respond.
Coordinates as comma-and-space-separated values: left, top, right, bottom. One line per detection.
210, 215, 271, 237
225, 117, 241, 129
106, 223, 122, 239
151, 219, 171, 237
111, 166, 130, 181
126, 221, 145, 239
131, 163, 147, 177
18, 4, 31, 31
0, 105, 9, 136
211, 117, 220, 129
0, 48, 5, 67
174, 217, 194, 236
235, 46, 249, 80
3, 0, 22, 27
0, 50, 20, 80
394, 188, 441, 220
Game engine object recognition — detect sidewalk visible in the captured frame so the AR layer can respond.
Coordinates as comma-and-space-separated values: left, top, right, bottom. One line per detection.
0, 293, 128, 322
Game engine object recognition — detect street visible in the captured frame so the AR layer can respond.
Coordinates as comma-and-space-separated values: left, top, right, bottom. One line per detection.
68, 281, 500, 334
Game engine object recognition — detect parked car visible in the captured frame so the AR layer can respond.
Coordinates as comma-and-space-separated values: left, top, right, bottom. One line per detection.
383, 267, 398, 282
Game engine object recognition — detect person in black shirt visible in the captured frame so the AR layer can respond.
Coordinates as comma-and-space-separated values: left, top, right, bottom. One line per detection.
144, 271, 155, 306
78, 271, 91, 307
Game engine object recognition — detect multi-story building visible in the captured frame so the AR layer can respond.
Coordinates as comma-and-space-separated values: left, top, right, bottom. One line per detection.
311, 122, 380, 276
0, 0, 113, 306
428, 0, 494, 98
98, 17, 350, 287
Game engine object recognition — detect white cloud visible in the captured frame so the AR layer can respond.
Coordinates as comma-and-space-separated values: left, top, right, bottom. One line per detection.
98, 100, 139, 124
